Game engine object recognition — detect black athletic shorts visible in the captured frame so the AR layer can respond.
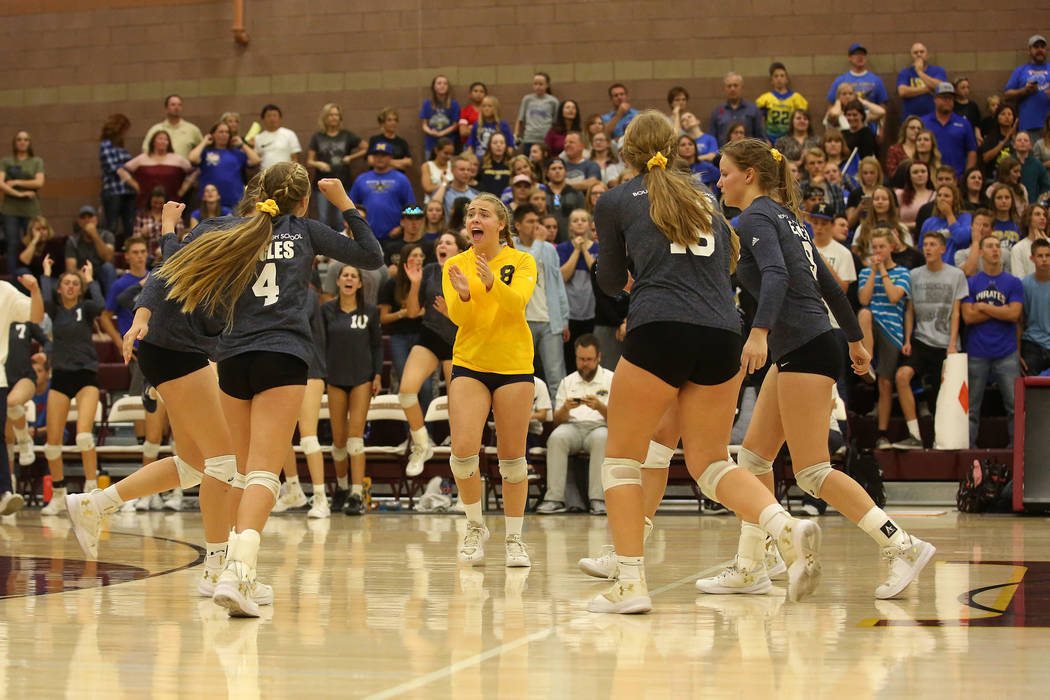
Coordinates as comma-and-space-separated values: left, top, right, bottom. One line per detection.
775, 330, 843, 380
622, 322, 742, 387
13, 367, 36, 386
218, 351, 308, 400
901, 338, 946, 382
50, 369, 98, 398
450, 365, 533, 393
137, 340, 211, 388
417, 325, 454, 362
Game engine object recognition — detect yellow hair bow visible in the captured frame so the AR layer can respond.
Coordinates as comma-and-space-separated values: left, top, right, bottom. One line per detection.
256, 199, 280, 217
646, 152, 668, 171
769, 148, 783, 163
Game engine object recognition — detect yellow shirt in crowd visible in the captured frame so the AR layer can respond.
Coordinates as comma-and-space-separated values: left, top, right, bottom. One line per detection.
442, 245, 536, 375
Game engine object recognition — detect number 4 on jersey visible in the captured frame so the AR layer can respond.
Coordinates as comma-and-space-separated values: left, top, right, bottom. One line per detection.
252, 262, 280, 306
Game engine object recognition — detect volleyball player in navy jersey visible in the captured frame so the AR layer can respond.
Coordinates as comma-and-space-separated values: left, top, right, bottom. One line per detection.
589, 111, 822, 614
321, 264, 383, 516
157, 163, 382, 617
701, 138, 935, 600
5, 315, 49, 470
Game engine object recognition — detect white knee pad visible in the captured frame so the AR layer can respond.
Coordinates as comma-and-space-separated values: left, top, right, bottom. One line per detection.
75, 432, 96, 452
232, 472, 247, 490
498, 456, 528, 484
794, 461, 833, 498
332, 445, 348, 461
300, 436, 321, 455
204, 454, 237, 485
44, 443, 62, 461
601, 458, 642, 491
174, 455, 203, 488
696, 459, 739, 501
641, 441, 675, 470
8, 404, 24, 420
737, 447, 773, 476
142, 441, 160, 461
397, 393, 418, 409
246, 470, 281, 503
346, 437, 364, 456
449, 453, 479, 480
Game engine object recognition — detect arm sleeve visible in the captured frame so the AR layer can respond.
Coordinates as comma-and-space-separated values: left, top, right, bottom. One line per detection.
553, 373, 569, 411
816, 254, 863, 341
441, 264, 471, 327
502, 122, 515, 149
135, 273, 168, 312
31, 322, 52, 355
949, 215, 972, 248
486, 251, 536, 314
594, 196, 629, 296
370, 308, 383, 378
1005, 66, 1024, 91
738, 210, 789, 330
84, 281, 106, 316
551, 247, 570, 326
40, 275, 54, 311
307, 210, 384, 270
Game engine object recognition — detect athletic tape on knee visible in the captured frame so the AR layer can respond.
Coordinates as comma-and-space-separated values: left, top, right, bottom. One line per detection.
204, 454, 237, 484
642, 441, 675, 470
142, 441, 160, 461
601, 457, 642, 491
246, 470, 281, 503
346, 437, 364, 456
232, 472, 247, 489
696, 459, 739, 501
332, 445, 348, 461
75, 432, 96, 452
498, 456, 528, 483
44, 443, 61, 460
300, 436, 321, 455
449, 453, 479, 480
397, 393, 418, 409
737, 447, 773, 476
7, 404, 24, 420
174, 455, 203, 488
794, 461, 833, 498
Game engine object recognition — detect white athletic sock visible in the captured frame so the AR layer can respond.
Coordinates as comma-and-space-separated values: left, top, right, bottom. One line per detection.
336, 475, 349, 490
205, 541, 227, 569
286, 475, 300, 488
84, 479, 97, 492
351, 484, 363, 497
617, 555, 644, 582
737, 522, 766, 569
858, 506, 908, 548
758, 503, 791, 540
505, 516, 523, 537
411, 427, 429, 447
92, 485, 124, 513
906, 419, 921, 440
463, 500, 483, 525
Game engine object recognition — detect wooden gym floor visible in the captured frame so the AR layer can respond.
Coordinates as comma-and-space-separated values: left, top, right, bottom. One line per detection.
1, 507, 1048, 698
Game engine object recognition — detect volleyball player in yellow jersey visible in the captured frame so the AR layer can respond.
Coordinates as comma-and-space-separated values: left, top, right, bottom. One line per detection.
442, 193, 538, 567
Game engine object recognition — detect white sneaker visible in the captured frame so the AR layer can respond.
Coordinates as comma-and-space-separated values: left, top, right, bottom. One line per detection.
252, 580, 274, 606
776, 518, 823, 602
458, 522, 490, 565
148, 494, 164, 510
587, 579, 652, 614
213, 563, 261, 618
65, 493, 104, 560
307, 493, 330, 519
41, 491, 67, 516
163, 489, 184, 511
765, 536, 787, 578
875, 536, 936, 600
17, 438, 35, 467
120, 499, 138, 513
505, 535, 531, 567
198, 565, 223, 597
0, 491, 25, 516
405, 442, 433, 477
694, 557, 773, 595
579, 545, 617, 579
271, 486, 307, 513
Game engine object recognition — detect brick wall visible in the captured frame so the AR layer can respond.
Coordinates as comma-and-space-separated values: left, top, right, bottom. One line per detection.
0, 0, 1047, 235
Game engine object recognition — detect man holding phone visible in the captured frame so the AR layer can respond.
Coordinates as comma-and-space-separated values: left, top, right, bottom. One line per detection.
1005, 35, 1050, 138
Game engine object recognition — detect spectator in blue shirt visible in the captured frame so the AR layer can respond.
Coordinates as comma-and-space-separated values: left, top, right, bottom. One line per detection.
1021, 239, 1050, 376
709, 72, 765, 145
921, 83, 978, 177
349, 142, 415, 238
602, 83, 640, 142
826, 43, 889, 129
1004, 35, 1050, 135
896, 42, 948, 118
420, 74, 460, 155
187, 121, 260, 210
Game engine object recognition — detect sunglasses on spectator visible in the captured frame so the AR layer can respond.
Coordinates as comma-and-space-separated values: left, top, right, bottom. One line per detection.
402, 207, 424, 217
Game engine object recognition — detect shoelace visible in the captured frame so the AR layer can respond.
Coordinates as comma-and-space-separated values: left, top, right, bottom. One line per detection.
463, 526, 485, 551
506, 536, 527, 557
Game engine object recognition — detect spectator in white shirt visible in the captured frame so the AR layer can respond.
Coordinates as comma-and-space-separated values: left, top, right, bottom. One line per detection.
251, 104, 301, 170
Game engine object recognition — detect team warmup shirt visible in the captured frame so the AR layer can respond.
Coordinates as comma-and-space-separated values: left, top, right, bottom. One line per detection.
756, 90, 809, 142
419, 262, 458, 345
5, 321, 49, 386
320, 300, 381, 388
594, 175, 739, 336
858, 265, 911, 348
41, 277, 104, 373
305, 287, 326, 380
735, 196, 863, 360
442, 246, 536, 375
966, 270, 1024, 359
349, 168, 415, 238
0, 282, 35, 388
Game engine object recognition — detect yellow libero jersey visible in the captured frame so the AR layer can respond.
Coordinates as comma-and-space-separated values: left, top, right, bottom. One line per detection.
442, 245, 537, 374
755, 90, 809, 142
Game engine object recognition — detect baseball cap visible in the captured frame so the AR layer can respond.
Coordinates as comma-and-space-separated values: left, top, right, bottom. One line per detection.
848, 43, 867, 55
810, 203, 834, 220
78, 205, 97, 217
803, 186, 825, 200
935, 81, 955, 95
1029, 34, 1047, 47
401, 205, 423, 218
512, 174, 533, 186
368, 141, 392, 156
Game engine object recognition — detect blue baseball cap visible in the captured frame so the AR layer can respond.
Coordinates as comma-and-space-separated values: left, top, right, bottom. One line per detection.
848, 43, 867, 55
368, 141, 392, 156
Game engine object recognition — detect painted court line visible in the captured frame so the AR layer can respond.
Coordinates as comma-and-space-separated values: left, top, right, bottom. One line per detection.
363, 560, 732, 700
